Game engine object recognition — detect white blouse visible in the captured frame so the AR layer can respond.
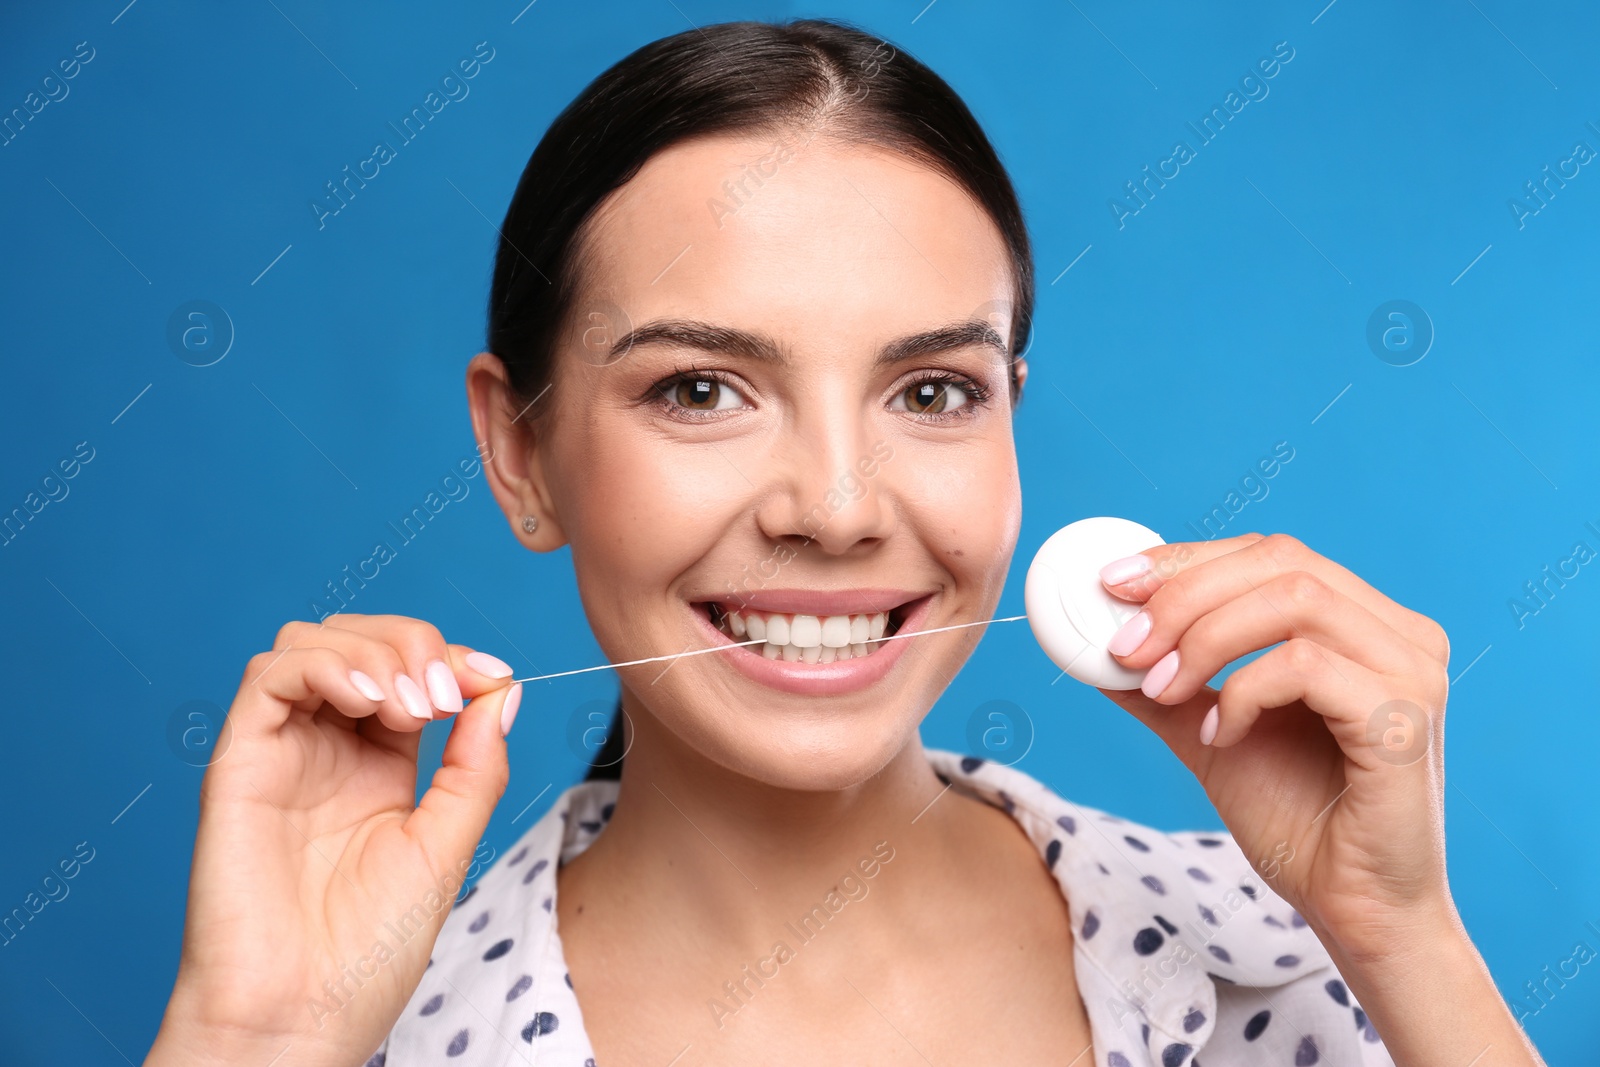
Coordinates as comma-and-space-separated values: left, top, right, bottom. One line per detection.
369, 749, 1396, 1066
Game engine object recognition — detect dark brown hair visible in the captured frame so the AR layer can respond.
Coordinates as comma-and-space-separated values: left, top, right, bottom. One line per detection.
484, 17, 1035, 779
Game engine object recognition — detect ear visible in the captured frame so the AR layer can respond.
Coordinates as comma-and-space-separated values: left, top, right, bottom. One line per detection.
1012, 355, 1028, 400
465, 352, 568, 550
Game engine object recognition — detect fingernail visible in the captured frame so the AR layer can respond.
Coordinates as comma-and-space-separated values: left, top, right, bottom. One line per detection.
1199, 704, 1219, 746
1106, 610, 1152, 657
395, 673, 433, 720
425, 659, 465, 714
1141, 649, 1180, 700
465, 650, 514, 679
1100, 554, 1151, 586
500, 683, 523, 737
349, 670, 385, 701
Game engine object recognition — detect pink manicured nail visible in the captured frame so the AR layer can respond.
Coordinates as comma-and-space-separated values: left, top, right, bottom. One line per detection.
348, 670, 385, 702
1141, 649, 1181, 700
1199, 704, 1219, 746
1106, 610, 1152, 657
425, 659, 464, 714
1100, 554, 1151, 586
465, 650, 514, 679
395, 673, 433, 720
500, 683, 523, 737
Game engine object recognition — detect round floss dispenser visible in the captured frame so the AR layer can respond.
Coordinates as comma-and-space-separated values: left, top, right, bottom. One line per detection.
1024, 516, 1167, 690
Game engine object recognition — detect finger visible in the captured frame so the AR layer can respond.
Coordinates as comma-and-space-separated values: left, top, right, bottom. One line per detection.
1104, 533, 1451, 668
318, 614, 519, 717
233, 646, 386, 737
1113, 570, 1417, 705
404, 681, 521, 878
267, 618, 439, 732
1211, 639, 1441, 770
1098, 532, 1261, 601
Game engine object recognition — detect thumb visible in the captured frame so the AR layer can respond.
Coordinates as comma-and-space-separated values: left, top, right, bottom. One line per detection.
404, 681, 521, 878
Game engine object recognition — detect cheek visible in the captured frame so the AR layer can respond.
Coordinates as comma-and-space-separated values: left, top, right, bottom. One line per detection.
897, 437, 1021, 577
553, 419, 748, 590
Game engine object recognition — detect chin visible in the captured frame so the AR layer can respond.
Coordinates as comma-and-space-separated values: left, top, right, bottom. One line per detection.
676, 694, 928, 793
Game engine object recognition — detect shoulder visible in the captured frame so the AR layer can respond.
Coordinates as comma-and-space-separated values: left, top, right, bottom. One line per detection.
925, 749, 1395, 1067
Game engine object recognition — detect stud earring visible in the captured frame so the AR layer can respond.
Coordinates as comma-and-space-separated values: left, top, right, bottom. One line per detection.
522, 515, 539, 535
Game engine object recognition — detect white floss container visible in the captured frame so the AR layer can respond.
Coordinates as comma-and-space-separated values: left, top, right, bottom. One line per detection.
1024, 516, 1167, 690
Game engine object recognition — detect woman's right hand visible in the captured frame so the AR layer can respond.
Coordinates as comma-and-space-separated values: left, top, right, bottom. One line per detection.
145, 614, 523, 1067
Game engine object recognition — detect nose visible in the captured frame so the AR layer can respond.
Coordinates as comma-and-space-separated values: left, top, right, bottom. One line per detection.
754, 409, 895, 557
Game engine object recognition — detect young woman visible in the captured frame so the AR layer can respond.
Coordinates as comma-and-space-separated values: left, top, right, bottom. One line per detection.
147, 18, 1545, 1067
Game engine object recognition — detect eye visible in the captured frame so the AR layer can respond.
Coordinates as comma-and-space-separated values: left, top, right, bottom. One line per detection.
648, 369, 751, 418
890, 372, 990, 418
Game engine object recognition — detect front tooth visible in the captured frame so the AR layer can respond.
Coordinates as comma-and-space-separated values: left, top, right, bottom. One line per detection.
801, 644, 821, 663
869, 612, 886, 639
820, 615, 852, 647
834, 644, 852, 661
747, 614, 767, 642
818, 644, 836, 663
851, 642, 868, 657
850, 614, 870, 643
766, 614, 791, 645
781, 642, 801, 662
789, 615, 821, 647
762, 642, 781, 659
729, 611, 747, 639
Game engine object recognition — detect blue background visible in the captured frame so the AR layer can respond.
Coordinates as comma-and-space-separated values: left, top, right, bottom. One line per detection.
2, 0, 1596, 1061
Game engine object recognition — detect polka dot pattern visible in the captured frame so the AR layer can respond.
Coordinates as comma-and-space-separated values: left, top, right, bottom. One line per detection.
367, 749, 1394, 1066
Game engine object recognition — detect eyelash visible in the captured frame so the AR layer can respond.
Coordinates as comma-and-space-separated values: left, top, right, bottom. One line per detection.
642, 364, 995, 422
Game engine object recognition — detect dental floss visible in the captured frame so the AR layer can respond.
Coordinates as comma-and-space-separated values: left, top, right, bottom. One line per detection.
1023, 516, 1166, 690
506, 516, 1163, 689
509, 614, 1029, 685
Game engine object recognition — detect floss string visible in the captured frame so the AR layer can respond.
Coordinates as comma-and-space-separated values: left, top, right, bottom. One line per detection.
509, 614, 1028, 684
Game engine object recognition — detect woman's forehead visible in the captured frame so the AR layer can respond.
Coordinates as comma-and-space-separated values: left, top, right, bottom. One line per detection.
572, 133, 1015, 340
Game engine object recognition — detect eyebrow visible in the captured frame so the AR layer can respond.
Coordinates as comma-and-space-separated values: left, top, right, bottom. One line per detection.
608, 317, 1008, 368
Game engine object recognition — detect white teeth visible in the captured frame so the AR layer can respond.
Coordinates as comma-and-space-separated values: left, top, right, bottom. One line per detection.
715, 604, 902, 662
820, 615, 851, 648
789, 615, 822, 648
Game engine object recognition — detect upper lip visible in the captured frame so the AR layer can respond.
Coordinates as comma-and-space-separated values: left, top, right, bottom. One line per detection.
698, 588, 932, 616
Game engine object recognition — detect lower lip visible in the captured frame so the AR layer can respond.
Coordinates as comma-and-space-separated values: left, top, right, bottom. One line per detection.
688, 596, 935, 696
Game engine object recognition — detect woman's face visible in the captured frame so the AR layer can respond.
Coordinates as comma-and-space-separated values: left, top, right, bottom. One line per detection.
487, 131, 1025, 790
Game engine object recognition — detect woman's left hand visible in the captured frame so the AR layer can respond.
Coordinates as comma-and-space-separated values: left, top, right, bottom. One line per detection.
1094, 531, 1456, 959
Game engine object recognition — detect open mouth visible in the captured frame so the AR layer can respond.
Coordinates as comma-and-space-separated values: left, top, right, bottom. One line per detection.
693, 596, 923, 664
